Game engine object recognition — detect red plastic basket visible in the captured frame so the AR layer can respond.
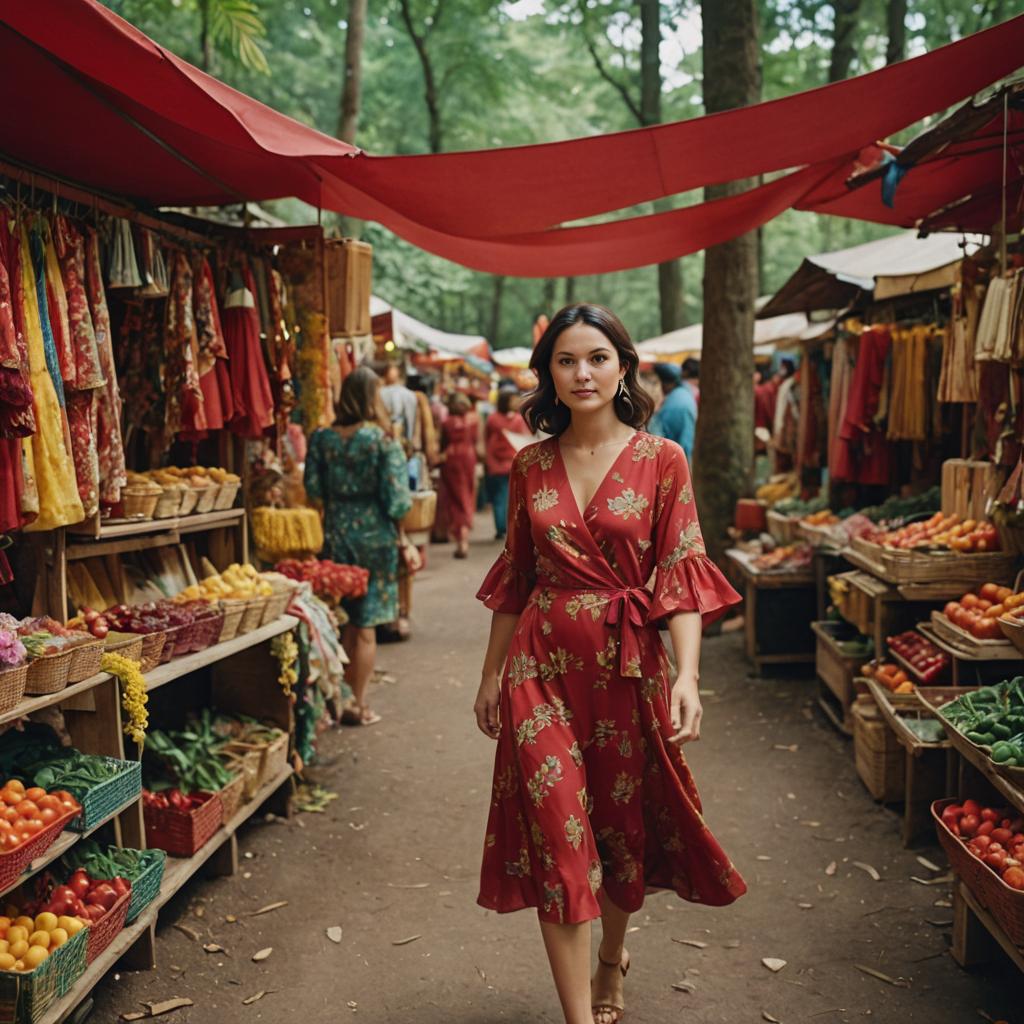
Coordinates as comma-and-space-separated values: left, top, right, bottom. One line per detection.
932, 798, 1024, 945
0, 804, 80, 893
85, 886, 132, 965
144, 792, 222, 857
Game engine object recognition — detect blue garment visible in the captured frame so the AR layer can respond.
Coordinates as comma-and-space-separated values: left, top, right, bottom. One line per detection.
651, 384, 697, 460
485, 473, 510, 536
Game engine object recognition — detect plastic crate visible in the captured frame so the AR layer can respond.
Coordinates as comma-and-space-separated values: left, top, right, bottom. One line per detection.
125, 849, 166, 924
0, 924, 87, 1024
144, 792, 222, 857
0, 805, 80, 893
65, 758, 142, 833
84, 887, 131, 965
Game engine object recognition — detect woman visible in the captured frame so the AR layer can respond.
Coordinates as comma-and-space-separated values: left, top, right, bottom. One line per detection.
473, 305, 746, 1024
484, 387, 529, 540
439, 391, 478, 558
305, 365, 412, 726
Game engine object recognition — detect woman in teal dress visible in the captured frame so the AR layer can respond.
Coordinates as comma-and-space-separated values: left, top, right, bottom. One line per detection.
305, 366, 412, 725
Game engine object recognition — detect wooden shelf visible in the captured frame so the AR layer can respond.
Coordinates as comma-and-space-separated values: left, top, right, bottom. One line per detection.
954, 880, 1024, 973
863, 677, 950, 753
0, 795, 140, 899
726, 548, 815, 586
146, 615, 298, 692
67, 507, 244, 542
40, 765, 293, 1024
919, 622, 1022, 662
0, 672, 112, 729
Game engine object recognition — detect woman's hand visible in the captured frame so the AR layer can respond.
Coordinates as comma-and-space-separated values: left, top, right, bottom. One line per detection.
474, 671, 501, 739
669, 672, 702, 745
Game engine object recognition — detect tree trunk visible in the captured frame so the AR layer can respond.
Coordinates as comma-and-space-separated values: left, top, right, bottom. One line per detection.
564, 277, 576, 304
828, 0, 862, 82
885, 0, 908, 64
398, 0, 444, 152
337, 0, 367, 143
656, 242, 686, 330
199, 0, 213, 72
542, 278, 559, 315
489, 276, 505, 350
696, 0, 760, 564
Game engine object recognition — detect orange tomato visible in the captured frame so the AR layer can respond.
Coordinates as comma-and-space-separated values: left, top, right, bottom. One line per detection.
0, 789, 19, 808
37, 809, 56, 826
5, 781, 24, 796
36, 796, 60, 814
997, 587, 1013, 603
0, 808, 15, 824
0, 821, 12, 834
13, 802, 37, 820
21, 821, 42, 837
962, 594, 980, 609
22, 789, 45, 804
980, 582, 1001, 601
1, 833, 20, 852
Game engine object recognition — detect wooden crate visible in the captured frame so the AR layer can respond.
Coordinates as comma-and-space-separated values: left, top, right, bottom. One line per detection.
812, 620, 868, 722
766, 509, 799, 545
852, 696, 905, 802
326, 238, 372, 337
941, 458, 1002, 521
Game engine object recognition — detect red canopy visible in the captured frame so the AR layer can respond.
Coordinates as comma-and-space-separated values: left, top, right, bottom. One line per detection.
1, 3, 1022, 275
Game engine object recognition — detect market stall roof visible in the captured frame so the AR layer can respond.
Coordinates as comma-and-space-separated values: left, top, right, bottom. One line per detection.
492, 347, 536, 371
637, 310, 831, 359
758, 230, 981, 318
370, 295, 492, 367
1, 4, 1023, 276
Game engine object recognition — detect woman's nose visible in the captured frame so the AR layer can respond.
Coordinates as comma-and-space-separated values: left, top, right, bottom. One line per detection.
575, 363, 592, 380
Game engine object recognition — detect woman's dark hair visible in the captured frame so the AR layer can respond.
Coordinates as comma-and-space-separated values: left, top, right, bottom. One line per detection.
520, 304, 654, 435
496, 389, 518, 415
336, 365, 384, 427
448, 391, 472, 416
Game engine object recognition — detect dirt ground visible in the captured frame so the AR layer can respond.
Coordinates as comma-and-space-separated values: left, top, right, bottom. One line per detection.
92, 528, 1019, 1024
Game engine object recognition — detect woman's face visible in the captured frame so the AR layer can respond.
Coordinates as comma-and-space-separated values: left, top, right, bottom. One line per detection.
549, 322, 624, 415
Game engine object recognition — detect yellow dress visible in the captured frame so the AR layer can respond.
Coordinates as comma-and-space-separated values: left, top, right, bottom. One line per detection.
19, 225, 84, 532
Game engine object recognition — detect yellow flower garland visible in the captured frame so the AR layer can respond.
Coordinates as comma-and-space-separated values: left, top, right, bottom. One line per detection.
101, 651, 149, 746
271, 631, 299, 699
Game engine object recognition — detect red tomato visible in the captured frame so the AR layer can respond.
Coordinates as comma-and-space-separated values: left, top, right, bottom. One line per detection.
980, 808, 1002, 823
1003, 866, 1024, 890
23, 788, 45, 804
991, 827, 1013, 845
22, 819, 42, 836
943, 602, 959, 618
986, 850, 1008, 871
1, 833, 19, 852
13, 801, 37, 819
976, 820, 995, 837
67, 870, 90, 899
960, 814, 981, 837
970, 835, 992, 853
941, 805, 962, 827
963, 799, 981, 816
38, 808, 56, 826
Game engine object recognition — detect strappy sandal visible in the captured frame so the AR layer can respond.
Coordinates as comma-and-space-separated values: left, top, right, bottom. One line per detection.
591, 949, 630, 1023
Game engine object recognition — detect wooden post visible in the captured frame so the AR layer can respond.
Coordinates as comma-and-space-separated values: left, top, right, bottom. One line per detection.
952, 883, 997, 966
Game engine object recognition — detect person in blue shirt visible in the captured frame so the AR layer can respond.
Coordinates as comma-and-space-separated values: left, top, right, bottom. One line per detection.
650, 362, 697, 461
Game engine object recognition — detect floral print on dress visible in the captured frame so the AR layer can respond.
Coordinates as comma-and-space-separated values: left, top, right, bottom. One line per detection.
476, 434, 745, 924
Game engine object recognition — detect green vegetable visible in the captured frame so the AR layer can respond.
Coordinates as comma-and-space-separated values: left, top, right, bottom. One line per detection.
991, 741, 1015, 763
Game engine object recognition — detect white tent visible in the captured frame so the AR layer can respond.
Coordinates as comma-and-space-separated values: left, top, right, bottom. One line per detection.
637, 310, 833, 359
370, 295, 491, 364
491, 346, 535, 370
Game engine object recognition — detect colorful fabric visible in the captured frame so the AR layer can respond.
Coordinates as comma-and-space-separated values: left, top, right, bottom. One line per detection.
475, 433, 744, 923
303, 425, 412, 628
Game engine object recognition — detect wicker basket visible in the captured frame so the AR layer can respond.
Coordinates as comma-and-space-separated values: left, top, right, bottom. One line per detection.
0, 922, 88, 1024
177, 485, 200, 517
933, 798, 1024, 945
853, 697, 905, 802
139, 631, 166, 672
259, 730, 289, 788
104, 633, 144, 663
85, 886, 131, 965
401, 490, 437, 533
188, 610, 224, 653
153, 484, 185, 519
217, 600, 247, 643
121, 483, 161, 520
66, 757, 142, 833
125, 848, 166, 924
24, 650, 73, 695
239, 596, 268, 634
0, 804, 80, 893
194, 482, 219, 514
260, 590, 291, 626
144, 791, 223, 857
766, 509, 800, 545
0, 663, 27, 716
221, 748, 261, 802
217, 773, 245, 823
998, 614, 1024, 655
66, 638, 104, 684
877, 547, 1018, 587
213, 480, 241, 511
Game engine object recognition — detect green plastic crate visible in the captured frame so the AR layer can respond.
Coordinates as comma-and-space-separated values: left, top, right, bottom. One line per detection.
125, 849, 166, 924
66, 758, 142, 833
0, 924, 88, 1024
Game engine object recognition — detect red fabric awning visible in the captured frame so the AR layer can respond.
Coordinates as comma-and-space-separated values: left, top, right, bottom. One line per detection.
1, 3, 1022, 275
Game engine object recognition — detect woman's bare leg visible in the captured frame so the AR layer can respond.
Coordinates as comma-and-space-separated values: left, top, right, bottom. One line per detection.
539, 919, 594, 1024
591, 890, 631, 1024
342, 624, 376, 713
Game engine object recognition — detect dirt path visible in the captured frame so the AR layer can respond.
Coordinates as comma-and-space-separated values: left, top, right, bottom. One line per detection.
94, 529, 1016, 1024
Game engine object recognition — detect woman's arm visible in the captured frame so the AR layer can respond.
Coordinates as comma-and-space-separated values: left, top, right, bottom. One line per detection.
474, 612, 519, 739
665, 610, 703, 745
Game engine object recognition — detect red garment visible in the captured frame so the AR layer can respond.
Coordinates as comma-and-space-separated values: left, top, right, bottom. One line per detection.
440, 413, 478, 532
753, 378, 779, 433
834, 328, 891, 485
476, 433, 745, 924
484, 410, 528, 476
222, 270, 273, 440
0, 439, 22, 532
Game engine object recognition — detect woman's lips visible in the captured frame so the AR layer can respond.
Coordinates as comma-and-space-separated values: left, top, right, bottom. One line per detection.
571, 389, 596, 397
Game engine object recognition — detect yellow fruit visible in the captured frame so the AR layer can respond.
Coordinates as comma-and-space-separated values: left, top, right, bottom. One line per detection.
34, 913, 57, 933
61, 917, 85, 937
48, 928, 68, 948
0, 917, 11, 932
27, 931, 48, 950
12, 961, 24, 972
0, 940, 8, 955
13, 917, 32, 932
0, 953, 14, 970
7, 927, 27, 945
9, 940, 28, 960
23, 946, 47, 970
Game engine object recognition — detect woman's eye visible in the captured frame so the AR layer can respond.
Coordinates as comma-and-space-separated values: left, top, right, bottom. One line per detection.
593, 354, 607, 363
559, 358, 574, 366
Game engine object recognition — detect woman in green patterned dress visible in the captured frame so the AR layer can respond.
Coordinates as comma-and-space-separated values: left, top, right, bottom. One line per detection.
305, 366, 412, 725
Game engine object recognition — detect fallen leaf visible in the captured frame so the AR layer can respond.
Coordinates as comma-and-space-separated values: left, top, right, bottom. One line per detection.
349, 822, 366, 831
386, 883, 429, 889
203, 943, 227, 955
773, 744, 798, 752
925, 918, 953, 927
347, 1002, 358, 1009
476, 966, 486, 981
933, 899, 953, 908
722, 939, 741, 949
392, 934, 422, 946
916, 855, 941, 872
626, 925, 641, 933
911, 873, 954, 886
671, 981, 696, 993
852, 861, 881, 881
252, 947, 273, 962
327, 926, 343, 943
142, 998, 195, 1016
797, 903, 813, 910
121, 1015, 146, 1022
825, 861, 837, 876
762, 1013, 782, 1023
249, 901, 288, 917
225, 915, 237, 924
800, 820, 821, 828
854, 964, 910, 988
242, 991, 275, 1005
172, 924, 200, 942
756, 855, 772, 862
194, 907, 205, 919
671, 938, 707, 949
761, 958, 787, 973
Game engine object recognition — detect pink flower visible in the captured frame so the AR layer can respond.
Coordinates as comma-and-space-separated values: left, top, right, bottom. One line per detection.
0, 630, 26, 667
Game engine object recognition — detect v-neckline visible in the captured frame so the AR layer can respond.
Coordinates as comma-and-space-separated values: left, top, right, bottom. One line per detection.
555, 432, 637, 522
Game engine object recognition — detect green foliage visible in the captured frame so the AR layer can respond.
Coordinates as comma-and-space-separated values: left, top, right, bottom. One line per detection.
104, 0, 1024, 348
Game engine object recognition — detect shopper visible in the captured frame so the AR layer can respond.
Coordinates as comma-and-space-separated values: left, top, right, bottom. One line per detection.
649, 361, 698, 461
483, 387, 529, 540
438, 391, 479, 558
304, 365, 412, 726
473, 304, 746, 1024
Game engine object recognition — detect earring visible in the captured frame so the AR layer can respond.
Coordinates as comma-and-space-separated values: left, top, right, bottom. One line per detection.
617, 379, 626, 399
554, 395, 560, 406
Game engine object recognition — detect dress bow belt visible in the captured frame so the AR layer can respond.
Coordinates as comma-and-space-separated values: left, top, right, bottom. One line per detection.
602, 586, 652, 679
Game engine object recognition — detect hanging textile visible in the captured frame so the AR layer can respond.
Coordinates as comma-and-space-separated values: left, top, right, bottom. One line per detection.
939, 264, 980, 403
116, 299, 164, 433
107, 218, 142, 289
834, 327, 892, 485
222, 266, 273, 440
162, 249, 206, 446
886, 326, 929, 442
138, 228, 170, 298
84, 226, 126, 505
188, 254, 232, 434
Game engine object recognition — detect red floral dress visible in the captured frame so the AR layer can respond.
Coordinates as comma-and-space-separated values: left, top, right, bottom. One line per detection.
476, 432, 747, 924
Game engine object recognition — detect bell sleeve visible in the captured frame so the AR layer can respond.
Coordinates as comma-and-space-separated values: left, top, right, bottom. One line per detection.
476, 458, 536, 614
379, 436, 413, 522
647, 442, 741, 628
303, 429, 326, 505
